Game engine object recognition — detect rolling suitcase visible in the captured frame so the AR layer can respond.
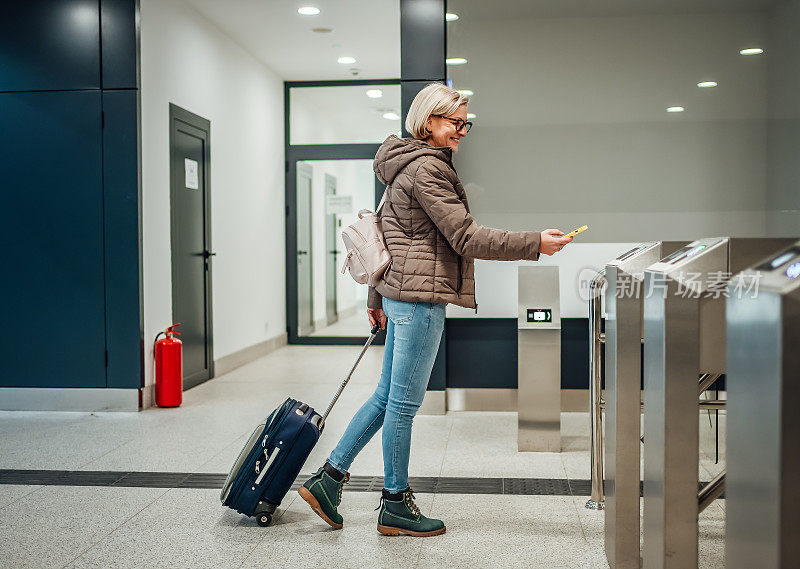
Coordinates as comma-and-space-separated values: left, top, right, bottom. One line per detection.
220, 325, 381, 526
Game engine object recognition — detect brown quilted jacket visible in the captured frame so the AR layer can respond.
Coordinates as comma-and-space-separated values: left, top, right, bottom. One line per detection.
368, 135, 541, 310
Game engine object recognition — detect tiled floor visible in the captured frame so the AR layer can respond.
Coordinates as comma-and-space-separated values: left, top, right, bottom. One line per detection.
0, 344, 726, 568
309, 310, 369, 337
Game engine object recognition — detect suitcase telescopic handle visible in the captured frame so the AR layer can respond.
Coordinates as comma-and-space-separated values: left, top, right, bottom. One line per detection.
319, 325, 381, 429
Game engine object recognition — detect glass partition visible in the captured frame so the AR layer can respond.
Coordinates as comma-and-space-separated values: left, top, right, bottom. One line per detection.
295, 159, 379, 338
290, 84, 402, 145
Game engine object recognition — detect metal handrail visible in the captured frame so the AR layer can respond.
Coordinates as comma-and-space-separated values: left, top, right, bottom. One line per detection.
698, 373, 721, 395
698, 470, 726, 513
586, 272, 606, 510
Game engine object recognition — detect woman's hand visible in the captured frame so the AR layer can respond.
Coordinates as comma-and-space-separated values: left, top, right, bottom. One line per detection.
367, 308, 387, 330
539, 229, 573, 256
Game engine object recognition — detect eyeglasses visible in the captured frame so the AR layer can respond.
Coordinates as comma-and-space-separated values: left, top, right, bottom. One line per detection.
433, 115, 473, 134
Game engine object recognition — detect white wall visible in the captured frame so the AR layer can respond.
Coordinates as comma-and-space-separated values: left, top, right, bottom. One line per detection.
447, 243, 639, 319
140, 0, 286, 388
447, 10, 771, 242
766, 1, 800, 236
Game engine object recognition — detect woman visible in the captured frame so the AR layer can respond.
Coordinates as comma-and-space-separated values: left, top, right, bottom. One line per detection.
299, 83, 572, 537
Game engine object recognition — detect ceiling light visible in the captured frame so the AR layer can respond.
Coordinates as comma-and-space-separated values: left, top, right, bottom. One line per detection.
366, 89, 383, 99
457, 89, 473, 96
312, 27, 332, 33
739, 48, 764, 55
666, 106, 685, 113
446, 57, 467, 65
697, 81, 717, 88
383, 112, 400, 120
467, 113, 476, 119
298, 6, 320, 16
337, 56, 356, 64
446, 13, 459, 21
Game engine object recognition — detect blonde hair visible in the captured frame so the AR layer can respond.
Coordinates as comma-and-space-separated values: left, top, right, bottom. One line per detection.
405, 82, 469, 140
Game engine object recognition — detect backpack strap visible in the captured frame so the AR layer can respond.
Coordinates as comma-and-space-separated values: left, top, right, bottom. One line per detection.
376, 187, 388, 215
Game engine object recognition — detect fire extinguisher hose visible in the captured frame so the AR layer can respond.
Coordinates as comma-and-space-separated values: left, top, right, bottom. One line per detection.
153, 331, 165, 349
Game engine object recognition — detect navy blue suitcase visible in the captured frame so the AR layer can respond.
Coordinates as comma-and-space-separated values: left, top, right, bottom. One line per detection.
220, 325, 380, 526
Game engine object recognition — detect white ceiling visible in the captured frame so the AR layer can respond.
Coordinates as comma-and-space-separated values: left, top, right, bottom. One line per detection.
181, 0, 400, 80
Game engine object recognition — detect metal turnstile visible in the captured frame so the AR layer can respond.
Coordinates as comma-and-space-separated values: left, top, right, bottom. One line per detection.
641, 237, 795, 569
602, 241, 684, 569
518, 266, 561, 452
726, 241, 800, 569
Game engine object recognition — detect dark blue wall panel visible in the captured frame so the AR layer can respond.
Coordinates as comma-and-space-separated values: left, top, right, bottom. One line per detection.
0, 1, 101, 92
400, 0, 446, 81
445, 318, 592, 390
101, 0, 137, 89
0, 91, 107, 388
103, 90, 142, 388
400, 0, 446, 138
561, 318, 591, 389
0, 1, 141, 393
446, 319, 518, 389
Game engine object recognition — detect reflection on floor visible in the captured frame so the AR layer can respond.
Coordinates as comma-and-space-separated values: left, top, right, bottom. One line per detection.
0, 344, 725, 569
309, 309, 370, 337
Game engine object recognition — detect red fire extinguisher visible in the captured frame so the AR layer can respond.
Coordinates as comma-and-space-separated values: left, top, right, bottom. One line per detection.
155, 323, 183, 407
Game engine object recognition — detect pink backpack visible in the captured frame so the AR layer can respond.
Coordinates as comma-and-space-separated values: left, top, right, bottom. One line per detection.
340, 192, 391, 286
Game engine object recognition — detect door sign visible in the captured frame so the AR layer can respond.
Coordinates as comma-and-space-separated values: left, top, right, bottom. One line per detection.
184, 158, 199, 189
325, 194, 353, 215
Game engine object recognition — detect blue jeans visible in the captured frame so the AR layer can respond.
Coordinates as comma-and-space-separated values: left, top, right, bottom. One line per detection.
327, 297, 446, 493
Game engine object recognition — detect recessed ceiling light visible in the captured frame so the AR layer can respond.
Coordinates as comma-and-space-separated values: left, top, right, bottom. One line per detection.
467, 113, 476, 119
446, 13, 459, 21
298, 6, 320, 16
446, 57, 467, 65
312, 27, 332, 33
337, 56, 356, 64
383, 112, 400, 120
366, 89, 383, 99
666, 106, 685, 113
457, 90, 473, 96
739, 48, 764, 55
697, 81, 718, 88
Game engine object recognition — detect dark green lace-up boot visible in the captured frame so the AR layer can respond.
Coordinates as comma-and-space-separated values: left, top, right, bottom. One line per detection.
298, 466, 349, 529
376, 487, 446, 537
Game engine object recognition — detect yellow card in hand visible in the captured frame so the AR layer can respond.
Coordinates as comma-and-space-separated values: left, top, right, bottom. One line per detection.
564, 225, 588, 238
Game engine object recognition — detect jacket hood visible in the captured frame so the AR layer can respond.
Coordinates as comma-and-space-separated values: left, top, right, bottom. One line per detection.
373, 135, 453, 185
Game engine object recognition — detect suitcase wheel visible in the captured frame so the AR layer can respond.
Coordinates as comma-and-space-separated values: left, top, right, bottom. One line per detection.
254, 500, 277, 527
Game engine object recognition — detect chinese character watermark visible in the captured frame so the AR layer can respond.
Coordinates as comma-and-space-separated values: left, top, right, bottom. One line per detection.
574, 266, 763, 301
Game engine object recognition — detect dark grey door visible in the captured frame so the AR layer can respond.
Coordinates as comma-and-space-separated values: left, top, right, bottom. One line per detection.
170, 105, 214, 389
325, 174, 339, 325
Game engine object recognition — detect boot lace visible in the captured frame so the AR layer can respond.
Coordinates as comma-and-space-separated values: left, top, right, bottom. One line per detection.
336, 472, 350, 506
404, 488, 421, 516
374, 487, 420, 516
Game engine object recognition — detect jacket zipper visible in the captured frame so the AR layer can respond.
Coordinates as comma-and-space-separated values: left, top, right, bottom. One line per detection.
457, 256, 462, 295
455, 255, 478, 313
